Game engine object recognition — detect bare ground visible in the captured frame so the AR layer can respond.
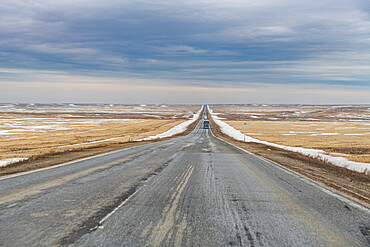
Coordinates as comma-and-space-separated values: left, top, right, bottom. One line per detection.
208, 114, 370, 207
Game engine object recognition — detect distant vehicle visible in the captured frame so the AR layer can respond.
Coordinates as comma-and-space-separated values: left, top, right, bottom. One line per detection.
203, 120, 210, 129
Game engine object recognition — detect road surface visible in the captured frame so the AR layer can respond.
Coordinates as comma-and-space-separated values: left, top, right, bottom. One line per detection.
0, 121, 369, 246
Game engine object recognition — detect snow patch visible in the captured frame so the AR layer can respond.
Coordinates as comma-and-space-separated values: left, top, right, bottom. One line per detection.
0, 129, 25, 135
344, 133, 368, 136
0, 158, 29, 167
311, 133, 340, 136
209, 106, 370, 174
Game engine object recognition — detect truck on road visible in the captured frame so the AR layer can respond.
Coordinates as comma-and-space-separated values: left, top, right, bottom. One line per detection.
203, 120, 210, 129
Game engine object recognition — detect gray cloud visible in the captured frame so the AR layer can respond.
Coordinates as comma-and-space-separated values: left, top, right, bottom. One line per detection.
0, 0, 369, 103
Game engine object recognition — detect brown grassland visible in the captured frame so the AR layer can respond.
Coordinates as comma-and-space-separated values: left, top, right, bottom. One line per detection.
208, 112, 370, 207
0, 118, 184, 161
0, 104, 201, 175
226, 121, 370, 163
211, 104, 370, 163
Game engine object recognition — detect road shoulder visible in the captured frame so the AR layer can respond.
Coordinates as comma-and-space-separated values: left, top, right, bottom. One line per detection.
208, 114, 370, 207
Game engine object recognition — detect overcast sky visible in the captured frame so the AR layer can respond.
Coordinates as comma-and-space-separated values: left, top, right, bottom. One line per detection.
0, 0, 369, 104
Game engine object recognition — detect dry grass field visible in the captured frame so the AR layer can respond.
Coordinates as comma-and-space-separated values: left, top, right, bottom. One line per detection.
0, 104, 200, 166
211, 104, 370, 122
208, 115, 370, 206
210, 104, 370, 163
226, 121, 369, 163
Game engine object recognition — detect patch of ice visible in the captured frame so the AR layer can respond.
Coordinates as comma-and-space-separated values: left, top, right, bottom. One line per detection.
0, 158, 28, 167
209, 106, 370, 174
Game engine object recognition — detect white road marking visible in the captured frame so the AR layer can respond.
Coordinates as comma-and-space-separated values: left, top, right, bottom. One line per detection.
98, 190, 140, 227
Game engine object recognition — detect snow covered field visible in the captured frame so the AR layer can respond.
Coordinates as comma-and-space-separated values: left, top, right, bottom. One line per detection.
209, 106, 370, 174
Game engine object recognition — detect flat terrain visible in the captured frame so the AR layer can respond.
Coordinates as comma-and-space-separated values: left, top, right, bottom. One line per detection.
0, 104, 200, 165
226, 121, 370, 163
211, 104, 370, 122
211, 104, 370, 163
0, 120, 368, 246
208, 114, 370, 207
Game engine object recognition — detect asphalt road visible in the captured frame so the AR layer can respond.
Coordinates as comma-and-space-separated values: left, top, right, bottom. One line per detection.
0, 121, 369, 247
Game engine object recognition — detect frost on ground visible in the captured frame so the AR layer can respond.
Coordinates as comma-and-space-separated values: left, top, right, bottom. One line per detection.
138, 106, 203, 141
209, 106, 370, 174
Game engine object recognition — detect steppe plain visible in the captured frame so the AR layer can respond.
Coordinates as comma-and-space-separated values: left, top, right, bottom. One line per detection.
211, 104, 370, 163
0, 104, 200, 173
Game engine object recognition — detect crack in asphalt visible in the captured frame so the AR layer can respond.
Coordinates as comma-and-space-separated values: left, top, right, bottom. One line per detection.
359, 226, 370, 244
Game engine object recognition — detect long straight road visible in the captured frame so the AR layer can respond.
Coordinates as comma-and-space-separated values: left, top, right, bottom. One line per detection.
0, 120, 369, 246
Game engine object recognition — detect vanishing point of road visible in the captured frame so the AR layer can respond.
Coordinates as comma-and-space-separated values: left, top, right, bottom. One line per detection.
0, 120, 369, 246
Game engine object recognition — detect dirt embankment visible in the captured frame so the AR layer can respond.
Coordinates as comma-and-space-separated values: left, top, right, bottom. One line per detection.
208, 113, 370, 207
0, 113, 202, 177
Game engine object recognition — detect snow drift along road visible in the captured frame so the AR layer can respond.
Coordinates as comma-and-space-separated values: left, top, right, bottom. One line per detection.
208, 106, 370, 174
